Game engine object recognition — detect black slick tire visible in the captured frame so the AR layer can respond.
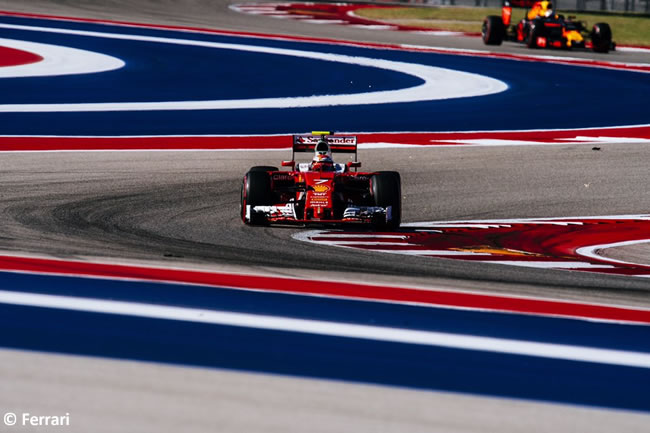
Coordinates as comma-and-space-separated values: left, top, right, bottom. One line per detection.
248, 166, 278, 172
482, 16, 505, 46
591, 22, 612, 53
371, 171, 402, 231
241, 170, 272, 225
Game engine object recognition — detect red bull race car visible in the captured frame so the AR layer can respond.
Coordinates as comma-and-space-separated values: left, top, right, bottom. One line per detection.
240, 132, 401, 230
482, 0, 614, 53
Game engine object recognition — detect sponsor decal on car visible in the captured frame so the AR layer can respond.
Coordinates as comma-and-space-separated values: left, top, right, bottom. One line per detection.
272, 174, 293, 181
309, 201, 328, 207
312, 184, 330, 193
298, 136, 356, 145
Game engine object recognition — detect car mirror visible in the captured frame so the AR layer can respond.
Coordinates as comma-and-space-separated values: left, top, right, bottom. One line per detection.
282, 160, 295, 168
347, 161, 361, 169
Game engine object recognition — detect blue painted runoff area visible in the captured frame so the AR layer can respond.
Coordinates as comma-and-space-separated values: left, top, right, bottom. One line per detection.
0, 15, 648, 135
0, 271, 649, 412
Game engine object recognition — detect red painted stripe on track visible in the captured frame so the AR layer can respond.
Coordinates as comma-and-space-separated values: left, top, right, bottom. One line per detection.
0, 45, 42, 67
1, 254, 649, 324
2, 125, 650, 151
0, 136, 291, 151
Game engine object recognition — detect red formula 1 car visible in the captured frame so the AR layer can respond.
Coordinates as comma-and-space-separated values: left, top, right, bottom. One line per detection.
482, 0, 614, 53
240, 131, 401, 230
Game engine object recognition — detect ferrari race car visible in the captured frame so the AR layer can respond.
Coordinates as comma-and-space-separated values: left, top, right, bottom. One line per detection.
482, 0, 614, 53
240, 132, 401, 230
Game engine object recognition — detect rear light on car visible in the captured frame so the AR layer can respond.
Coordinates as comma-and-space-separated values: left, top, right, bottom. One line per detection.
537, 37, 547, 48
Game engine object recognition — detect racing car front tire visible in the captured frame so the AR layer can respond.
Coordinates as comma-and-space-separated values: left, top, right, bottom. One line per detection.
482, 16, 504, 45
241, 170, 272, 225
371, 171, 401, 231
249, 166, 279, 172
591, 23, 612, 53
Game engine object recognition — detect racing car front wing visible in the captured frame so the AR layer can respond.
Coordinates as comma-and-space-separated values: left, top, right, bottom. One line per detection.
245, 204, 393, 226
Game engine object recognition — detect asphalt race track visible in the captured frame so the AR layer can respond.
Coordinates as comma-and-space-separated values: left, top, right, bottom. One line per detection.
1, 1, 650, 432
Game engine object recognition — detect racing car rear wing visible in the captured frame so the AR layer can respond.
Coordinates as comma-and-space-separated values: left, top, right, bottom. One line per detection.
291, 131, 358, 161
503, 0, 537, 7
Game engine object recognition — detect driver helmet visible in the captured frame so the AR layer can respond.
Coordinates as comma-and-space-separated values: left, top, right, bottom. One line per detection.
541, 1, 553, 17
312, 140, 334, 171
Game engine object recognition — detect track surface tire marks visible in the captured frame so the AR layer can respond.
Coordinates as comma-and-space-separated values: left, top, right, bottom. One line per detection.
2, 148, 650, 301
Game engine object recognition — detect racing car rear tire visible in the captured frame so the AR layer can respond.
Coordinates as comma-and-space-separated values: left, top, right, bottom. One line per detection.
249, 166, 279, 172
591, 23, 612, 53
482, 16, 504, 46
371, 171, 401, 231
241, 171, 272, 225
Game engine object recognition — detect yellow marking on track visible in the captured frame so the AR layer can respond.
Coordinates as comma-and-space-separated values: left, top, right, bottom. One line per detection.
450, 245, 545, 257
